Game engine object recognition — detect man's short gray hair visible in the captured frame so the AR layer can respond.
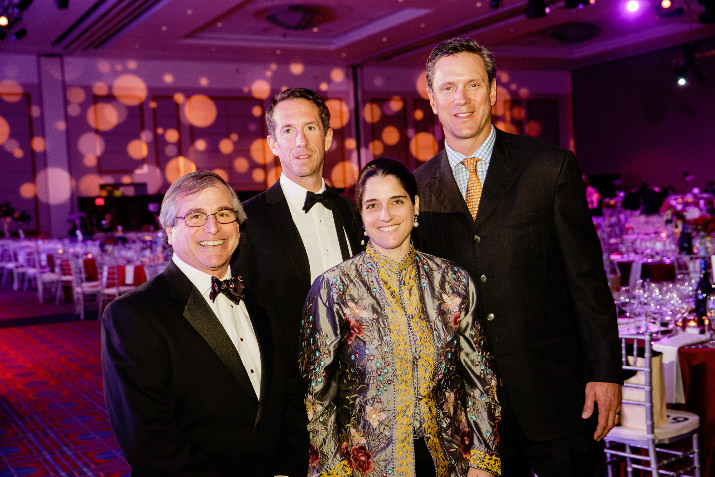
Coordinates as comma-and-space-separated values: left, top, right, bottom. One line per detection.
159, 171, 246, 230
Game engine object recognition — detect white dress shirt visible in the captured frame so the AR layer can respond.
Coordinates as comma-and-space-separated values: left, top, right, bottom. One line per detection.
172, 254, 262, 398
280, 174, 350, 283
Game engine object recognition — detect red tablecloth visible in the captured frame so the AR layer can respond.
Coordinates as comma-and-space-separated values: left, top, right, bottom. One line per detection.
116, 264, 146, 287
83, 259, 146, 286
616, 260, 676, 283
679, 344, 715, 477
84, 258, 98, 282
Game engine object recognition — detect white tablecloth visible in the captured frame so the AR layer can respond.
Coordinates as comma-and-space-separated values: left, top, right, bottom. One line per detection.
653, 332, 708, 404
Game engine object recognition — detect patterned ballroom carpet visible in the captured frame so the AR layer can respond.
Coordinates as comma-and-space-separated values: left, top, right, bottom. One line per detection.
0, 286, 75, 328
0, 316, 130, 476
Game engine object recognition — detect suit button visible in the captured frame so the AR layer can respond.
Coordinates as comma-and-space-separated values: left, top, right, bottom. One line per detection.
480, 274, 487, 283
473, 234, 481, 243
487, 313, 495, 321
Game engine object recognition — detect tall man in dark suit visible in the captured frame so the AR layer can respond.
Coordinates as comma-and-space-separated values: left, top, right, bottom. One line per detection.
413, 38, 622, 476
102, 171, 308, 477
233, 88, 362, 363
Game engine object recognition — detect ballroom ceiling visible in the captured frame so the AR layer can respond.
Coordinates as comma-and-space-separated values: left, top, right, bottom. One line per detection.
1, 0, 715, 70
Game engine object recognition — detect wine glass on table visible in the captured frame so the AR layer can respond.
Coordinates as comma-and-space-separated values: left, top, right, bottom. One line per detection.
617, 286, 642, 333
645, 283, 670, 332
664, 286, 690, 333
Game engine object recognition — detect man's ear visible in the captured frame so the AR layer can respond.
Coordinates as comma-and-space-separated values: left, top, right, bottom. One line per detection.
324, 128, 334, 152
267, 134, 279, 157
427, 89, 437, 114
165, 227, 174, 246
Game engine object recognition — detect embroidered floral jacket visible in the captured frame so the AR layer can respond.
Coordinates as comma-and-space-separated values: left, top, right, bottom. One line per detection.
299, 245, 501, 476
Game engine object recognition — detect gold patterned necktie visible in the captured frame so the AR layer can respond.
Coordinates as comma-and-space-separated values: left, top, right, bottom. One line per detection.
462, 157, 482, 219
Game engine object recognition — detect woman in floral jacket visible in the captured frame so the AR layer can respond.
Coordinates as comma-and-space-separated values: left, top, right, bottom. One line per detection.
299, 158, 500, 477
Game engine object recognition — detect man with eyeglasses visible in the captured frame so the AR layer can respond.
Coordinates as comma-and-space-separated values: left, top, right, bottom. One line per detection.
233, 88, 363, 366
101, 170, 308, 476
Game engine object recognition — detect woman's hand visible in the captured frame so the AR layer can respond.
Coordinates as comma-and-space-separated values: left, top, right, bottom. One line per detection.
466, 468, 494, 477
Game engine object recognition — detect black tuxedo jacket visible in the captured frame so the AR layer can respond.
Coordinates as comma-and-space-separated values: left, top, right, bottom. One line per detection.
414, 128, 621, 442
101, 261, 308, 477
232, 181, 363, 363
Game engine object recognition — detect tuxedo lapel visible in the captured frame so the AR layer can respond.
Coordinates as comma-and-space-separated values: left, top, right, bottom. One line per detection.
164, 262, 257, 403
265, 183, 311, 287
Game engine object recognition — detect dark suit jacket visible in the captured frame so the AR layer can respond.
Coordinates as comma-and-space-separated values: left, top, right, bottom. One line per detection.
414, 128, 621, 442
232, 181, 363, 363
101, 261, 308, 477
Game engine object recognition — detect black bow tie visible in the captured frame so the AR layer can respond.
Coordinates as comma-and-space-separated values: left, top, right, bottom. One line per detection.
209, 276, 245, 305
303, 187, 338, 212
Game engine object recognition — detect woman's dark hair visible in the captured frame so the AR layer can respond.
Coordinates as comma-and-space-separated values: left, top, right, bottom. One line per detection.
355, 157, 421, 248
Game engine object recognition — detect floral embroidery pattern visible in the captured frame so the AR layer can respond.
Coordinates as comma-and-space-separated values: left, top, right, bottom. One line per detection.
347, 445, 375, 474
345, 318, 364, 345
460, 428, 473, 458
364, 404, 387, 428
309, 444, 320, 467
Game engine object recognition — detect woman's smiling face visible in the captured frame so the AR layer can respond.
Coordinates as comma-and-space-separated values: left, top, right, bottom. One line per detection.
360, 174, 419, 261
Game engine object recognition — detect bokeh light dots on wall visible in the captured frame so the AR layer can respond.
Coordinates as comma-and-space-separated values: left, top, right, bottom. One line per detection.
0, 51, 552, 226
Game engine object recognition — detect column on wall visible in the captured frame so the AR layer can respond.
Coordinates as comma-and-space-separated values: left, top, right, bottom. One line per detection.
37, 55, 73, 238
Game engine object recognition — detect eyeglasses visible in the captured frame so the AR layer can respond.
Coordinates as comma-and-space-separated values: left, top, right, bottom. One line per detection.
175, 209, 238, 227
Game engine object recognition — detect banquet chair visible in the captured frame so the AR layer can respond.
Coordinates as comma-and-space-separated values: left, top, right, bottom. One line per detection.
69, 256, 100, 320
0, 245, 19, 286
604, 331, 701, 477
53, 254, 75, 302
25, 249, 63, 304
604, 252, 622, 293
98, 258, 135, 313
12, 246, 36, 291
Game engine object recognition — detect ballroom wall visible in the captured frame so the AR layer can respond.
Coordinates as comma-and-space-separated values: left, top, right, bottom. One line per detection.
572, 37, 715, 193
0, 52, 571, 237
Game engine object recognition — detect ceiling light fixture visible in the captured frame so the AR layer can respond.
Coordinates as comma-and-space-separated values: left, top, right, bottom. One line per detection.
0, 0, 33, 45
265, 5, 327, 31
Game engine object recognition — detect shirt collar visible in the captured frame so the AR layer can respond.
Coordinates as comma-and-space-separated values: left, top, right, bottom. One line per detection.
445, 124, 496, 169
172, 253, 231, 296
280, 173, 326, 212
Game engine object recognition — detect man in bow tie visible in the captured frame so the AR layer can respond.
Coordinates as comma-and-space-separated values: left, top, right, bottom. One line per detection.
232, 88, 362, 365
102, 170, 308, 476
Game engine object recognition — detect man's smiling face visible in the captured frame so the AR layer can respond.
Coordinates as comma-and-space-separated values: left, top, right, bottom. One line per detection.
166, 184, 239, 278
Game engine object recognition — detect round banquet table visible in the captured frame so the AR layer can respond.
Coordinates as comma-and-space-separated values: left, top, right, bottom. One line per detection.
678, 343, 715, 477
